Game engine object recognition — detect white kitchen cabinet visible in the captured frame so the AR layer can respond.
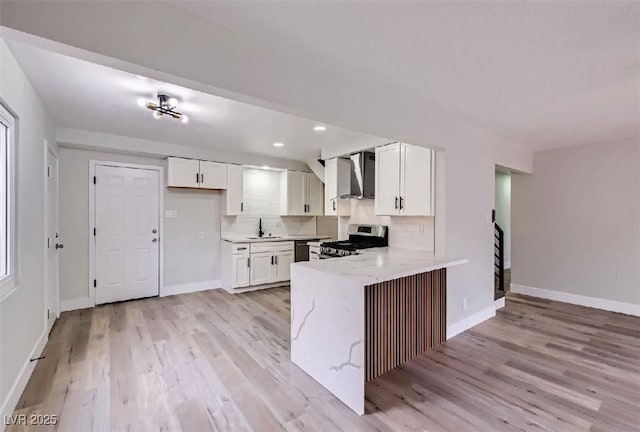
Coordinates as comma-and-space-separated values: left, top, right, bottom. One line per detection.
324, 158, 351, 216
273, 250, 293, 282
249, 251, 274, 285
223, 164, 244, 215
167, 157, 228, 189
199, 160, 227, 189
231, 254, 250, 288
167, 157, 200, 188
375, 142, 434, 216
280, 171, 324, 216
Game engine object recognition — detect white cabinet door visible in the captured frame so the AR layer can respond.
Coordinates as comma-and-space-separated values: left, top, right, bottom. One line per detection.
224, 164, 244, 215
250, 251, 274, 285
199, 161, 227, 189
375, 143, 401, 215
273, 251, 293, 282
281, 171, 306, 215
324, 158, 351, 216
167, 157, 200, 188
306, 173, 324, 216
231, 254, 250, 288
400, 144, 433, 216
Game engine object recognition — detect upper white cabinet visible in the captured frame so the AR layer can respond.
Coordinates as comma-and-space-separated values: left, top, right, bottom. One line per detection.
280, 171, 323, 216
223, 164, 244, 215
375, 142, 434, 216
324, 158, 351, 216
167, 157, 227, 189
199, 161, 227, 189
167, 157, 200, 188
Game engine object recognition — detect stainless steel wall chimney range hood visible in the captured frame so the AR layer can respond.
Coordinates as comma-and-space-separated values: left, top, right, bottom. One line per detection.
336, 151, 375, 199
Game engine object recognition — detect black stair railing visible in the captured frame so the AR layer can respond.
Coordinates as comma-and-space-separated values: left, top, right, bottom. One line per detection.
494, 223, 505, 295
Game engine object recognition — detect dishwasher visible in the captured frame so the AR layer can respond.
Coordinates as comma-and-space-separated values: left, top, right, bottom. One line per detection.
294, 240, 313, 262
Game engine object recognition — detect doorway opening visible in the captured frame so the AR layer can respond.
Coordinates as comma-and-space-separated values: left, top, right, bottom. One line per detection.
494, 167, 511, 299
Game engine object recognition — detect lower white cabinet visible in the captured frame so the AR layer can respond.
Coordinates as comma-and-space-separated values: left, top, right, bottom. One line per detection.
273, 250, 293, 282
222, 240, 294, 291
231, 254, 250, 288
249, 251, 274, 285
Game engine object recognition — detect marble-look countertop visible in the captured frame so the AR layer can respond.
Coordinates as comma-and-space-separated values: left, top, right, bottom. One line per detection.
293, 247, 467, 284
221, 235, 332, 243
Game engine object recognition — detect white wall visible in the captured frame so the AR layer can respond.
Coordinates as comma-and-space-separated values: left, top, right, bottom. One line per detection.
495, 170, 511, 267
512, 139, 640, 306
0, 39, 55, 421
338, 200, 435, 252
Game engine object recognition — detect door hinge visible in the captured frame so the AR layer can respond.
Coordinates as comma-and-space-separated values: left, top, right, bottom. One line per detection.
93, 176, 96, 184
93, 279, 97, 288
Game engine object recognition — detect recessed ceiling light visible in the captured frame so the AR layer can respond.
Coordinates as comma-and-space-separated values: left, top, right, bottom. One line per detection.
313, 125, 327, 132
262, 165, 270, 170
136, 97, 146, 108
273, 142, 284, 147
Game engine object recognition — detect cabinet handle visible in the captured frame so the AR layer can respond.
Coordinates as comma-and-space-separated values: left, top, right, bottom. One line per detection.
400, 197, 404, 210
247, 257, 250, 267
240, 202, 244, 212
333, 200, 336, 211
275, 255, 278, 265
271, 255, 274, 265
196, 173, 200, 184
395, 196, 399, 209
200, 173, 204, 184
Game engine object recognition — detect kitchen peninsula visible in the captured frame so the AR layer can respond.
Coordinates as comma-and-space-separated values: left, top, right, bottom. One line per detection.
290, 248, 467, 415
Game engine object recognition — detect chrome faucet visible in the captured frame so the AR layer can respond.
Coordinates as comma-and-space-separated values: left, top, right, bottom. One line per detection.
258, 218, 265, 238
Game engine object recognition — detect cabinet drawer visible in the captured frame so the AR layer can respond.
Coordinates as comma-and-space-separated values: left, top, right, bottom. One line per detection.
250, 241, 294, 253
232, 243, 250, 254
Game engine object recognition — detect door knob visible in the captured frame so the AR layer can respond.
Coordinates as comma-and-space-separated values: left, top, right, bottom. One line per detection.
55, 243, 64, 249
152, 238, 158, 243
152, 229, 158, 234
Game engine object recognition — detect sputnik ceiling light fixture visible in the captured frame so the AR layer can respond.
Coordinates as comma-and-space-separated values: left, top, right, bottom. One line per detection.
141, 94, 189, 123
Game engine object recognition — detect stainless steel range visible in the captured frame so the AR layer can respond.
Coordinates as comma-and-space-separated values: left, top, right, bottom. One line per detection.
320, 224, 388, 258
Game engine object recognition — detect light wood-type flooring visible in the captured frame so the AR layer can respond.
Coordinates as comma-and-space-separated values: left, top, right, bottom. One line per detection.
8, 288, 640, 431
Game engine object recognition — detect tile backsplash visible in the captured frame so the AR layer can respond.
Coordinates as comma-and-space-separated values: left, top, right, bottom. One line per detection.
221, 168, 317, 237
338, 199, 435, 251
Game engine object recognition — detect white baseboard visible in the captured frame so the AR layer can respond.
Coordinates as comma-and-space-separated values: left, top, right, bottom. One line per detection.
60, 297, 93, 312
161, 279, 221, 297
511, 284, 640, 317
1, 329, 48, 423
494, 297, 505, 309
447, 304, 496, 339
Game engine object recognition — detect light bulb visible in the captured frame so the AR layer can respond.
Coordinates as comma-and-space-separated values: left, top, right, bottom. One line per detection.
181, 115, 189, 124
153, 111, 162, 119
136, 97, 146, 108
168, 97, 178, 107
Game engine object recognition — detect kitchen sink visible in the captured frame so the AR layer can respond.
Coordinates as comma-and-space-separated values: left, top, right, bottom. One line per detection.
246, 236, 282, 240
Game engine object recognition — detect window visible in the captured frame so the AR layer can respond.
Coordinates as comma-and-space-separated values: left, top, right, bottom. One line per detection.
0, 104, 15, 297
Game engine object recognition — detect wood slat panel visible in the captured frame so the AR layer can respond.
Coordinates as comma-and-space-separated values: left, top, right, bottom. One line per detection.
365, 269, 447, 381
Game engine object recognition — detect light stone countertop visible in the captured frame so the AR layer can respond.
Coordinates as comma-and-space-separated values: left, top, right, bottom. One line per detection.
221, 235, 332, 243
293, 247, 467, 284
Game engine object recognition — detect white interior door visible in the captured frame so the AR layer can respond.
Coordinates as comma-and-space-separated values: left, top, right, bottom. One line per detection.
95, 165, 160, 304
46, 148, 59, 328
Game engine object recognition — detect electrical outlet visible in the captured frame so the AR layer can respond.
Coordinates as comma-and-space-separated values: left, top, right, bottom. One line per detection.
198, 232, 205, 240
462, 298, 468, 311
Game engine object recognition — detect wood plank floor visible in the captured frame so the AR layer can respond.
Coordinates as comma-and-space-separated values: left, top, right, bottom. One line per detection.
8, 289, 640, 432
